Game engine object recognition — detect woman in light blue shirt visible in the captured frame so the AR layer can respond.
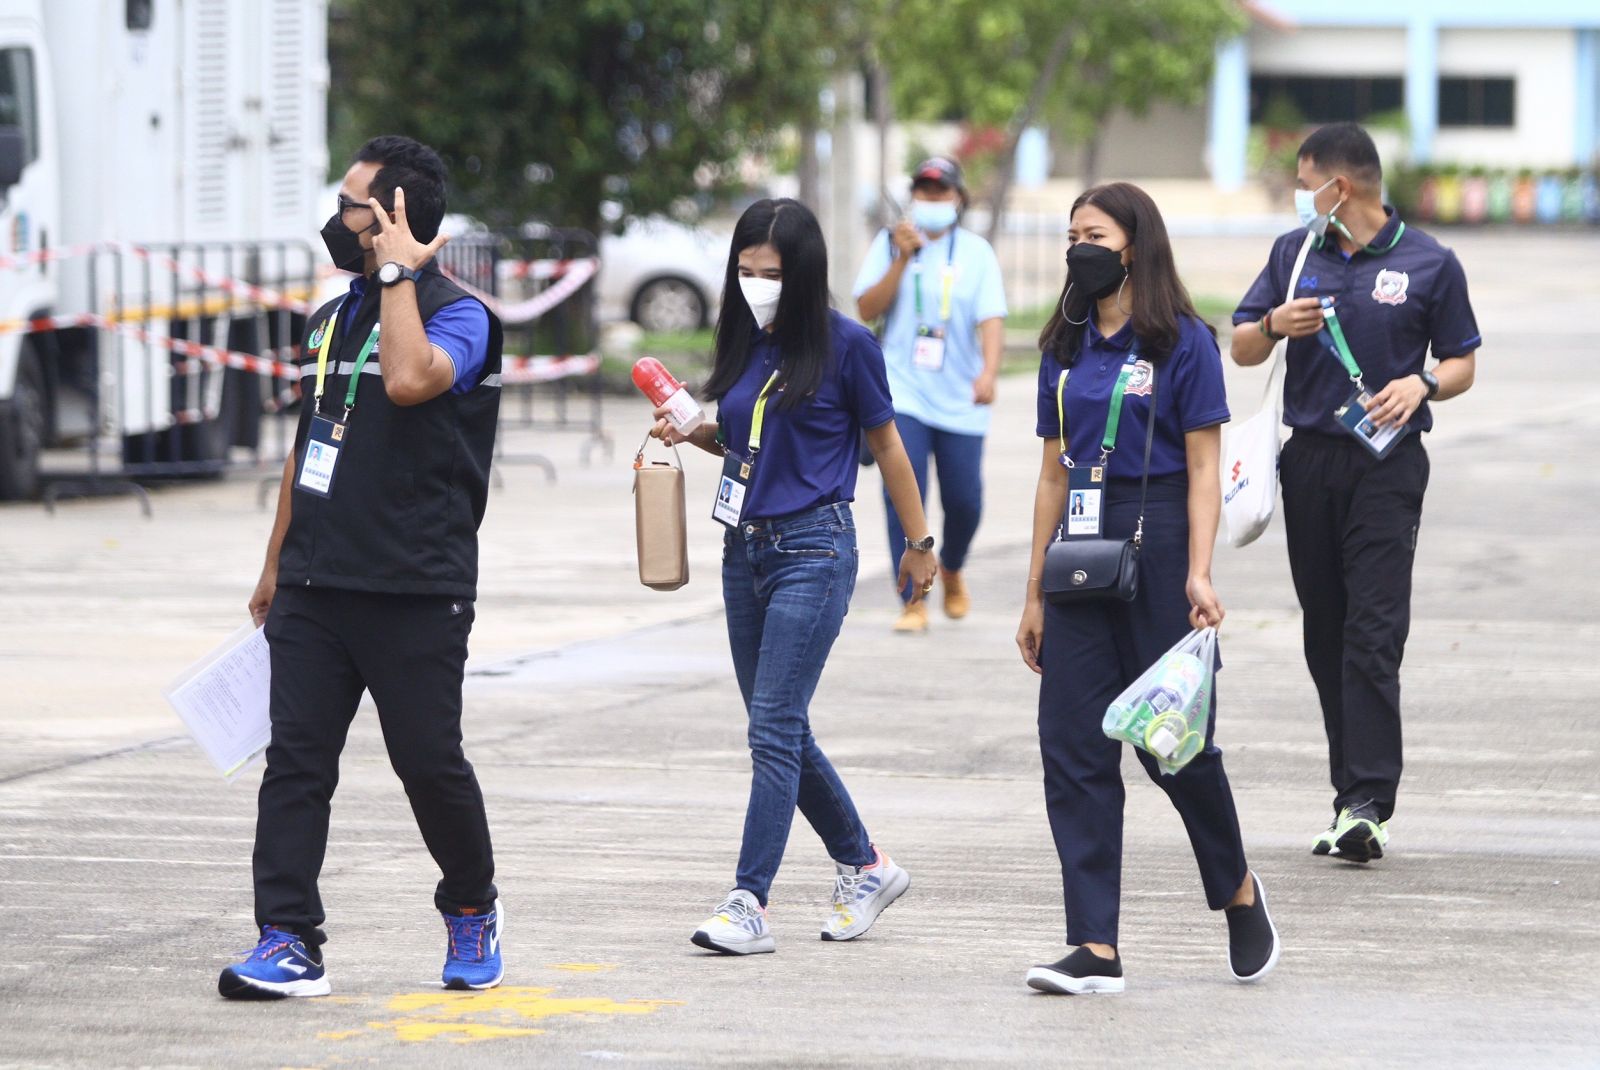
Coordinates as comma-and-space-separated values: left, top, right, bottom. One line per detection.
854, 158, 1008, 633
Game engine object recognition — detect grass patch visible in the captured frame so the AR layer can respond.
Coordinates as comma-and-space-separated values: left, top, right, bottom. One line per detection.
638, 327, 715, 354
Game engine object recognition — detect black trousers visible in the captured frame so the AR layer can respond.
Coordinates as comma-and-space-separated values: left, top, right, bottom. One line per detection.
255, 586, 497, 948
1038, 481, 1249, 948
1279, 430, 1429, 823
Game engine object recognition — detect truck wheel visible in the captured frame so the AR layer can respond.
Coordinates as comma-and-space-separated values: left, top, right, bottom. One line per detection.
0, 348, 46, 500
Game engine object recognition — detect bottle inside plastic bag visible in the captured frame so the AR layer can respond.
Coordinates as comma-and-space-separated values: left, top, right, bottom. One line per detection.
1102, 628, 1216, 775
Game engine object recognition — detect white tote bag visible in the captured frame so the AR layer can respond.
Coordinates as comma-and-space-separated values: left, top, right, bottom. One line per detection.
1220, 230, 1315, 548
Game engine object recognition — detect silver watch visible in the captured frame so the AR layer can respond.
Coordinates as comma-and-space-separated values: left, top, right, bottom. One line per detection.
377, 261, 422, 287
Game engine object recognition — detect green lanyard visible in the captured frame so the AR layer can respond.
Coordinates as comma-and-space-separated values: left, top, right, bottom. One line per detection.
1318, 298, 1365, 389
312, 297, 382, 417
1055, 350, 1146, 466
912, 230, 957, 325
1322, 217, 1406, 254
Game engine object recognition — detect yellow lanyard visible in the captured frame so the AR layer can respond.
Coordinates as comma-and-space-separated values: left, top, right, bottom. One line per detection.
746, 371, 781, 456
912, 231, 957, 325
312, 298, 381, 417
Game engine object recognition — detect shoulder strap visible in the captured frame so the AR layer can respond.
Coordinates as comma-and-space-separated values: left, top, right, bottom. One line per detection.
1133, 361, 1158, 549
1259, 229, 1319, 411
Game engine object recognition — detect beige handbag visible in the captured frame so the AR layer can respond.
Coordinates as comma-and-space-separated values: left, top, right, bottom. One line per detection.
633, 434, 690, 591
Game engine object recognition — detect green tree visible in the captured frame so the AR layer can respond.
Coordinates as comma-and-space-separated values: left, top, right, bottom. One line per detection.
329, 0, 843, 233
877, 0, 1245, 238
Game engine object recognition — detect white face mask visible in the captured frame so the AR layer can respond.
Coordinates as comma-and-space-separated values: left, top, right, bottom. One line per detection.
739, 276, 783, 329
1294, 176, 1344, 237
911, 200, 959, 234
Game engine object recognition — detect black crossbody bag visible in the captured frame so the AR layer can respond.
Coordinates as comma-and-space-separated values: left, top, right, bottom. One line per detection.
1040, 358, 1158, 604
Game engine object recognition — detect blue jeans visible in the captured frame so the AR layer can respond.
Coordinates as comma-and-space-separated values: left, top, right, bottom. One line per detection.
882, 413, 985, 601
722, 502, 875, 904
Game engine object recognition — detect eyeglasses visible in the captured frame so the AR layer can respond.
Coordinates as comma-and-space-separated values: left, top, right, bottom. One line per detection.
337, 192, 375, 217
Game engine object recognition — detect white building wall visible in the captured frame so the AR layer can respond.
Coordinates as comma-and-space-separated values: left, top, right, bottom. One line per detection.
1246, 26, 1407, 75
1433, 28, 1577, 168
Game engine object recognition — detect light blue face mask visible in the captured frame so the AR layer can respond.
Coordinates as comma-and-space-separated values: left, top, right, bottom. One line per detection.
911, 199, 959, 234
1294, 176, 1350, 239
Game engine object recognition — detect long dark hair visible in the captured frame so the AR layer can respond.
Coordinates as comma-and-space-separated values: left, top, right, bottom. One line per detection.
1037, 182, 1212, 365
703, 198, 833, 411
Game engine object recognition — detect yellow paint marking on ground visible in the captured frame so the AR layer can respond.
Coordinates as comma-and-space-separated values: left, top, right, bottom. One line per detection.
389, 1021, 545, 1043
319, 985, 680, 1045
547, 962, 618, 972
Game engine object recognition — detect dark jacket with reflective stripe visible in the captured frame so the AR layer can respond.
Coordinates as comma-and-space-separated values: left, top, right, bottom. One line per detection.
276, 265, 502, 599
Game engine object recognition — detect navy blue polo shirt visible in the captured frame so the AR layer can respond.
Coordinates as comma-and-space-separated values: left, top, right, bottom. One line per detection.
1035, 313, 1230, 479
1233, 209, 1481, 436
717, 310, 896, 520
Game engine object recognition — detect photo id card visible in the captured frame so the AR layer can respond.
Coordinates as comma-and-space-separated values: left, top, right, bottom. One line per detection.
295, 415, 347, 498
1335, 388, 1411, 460
712, 452, 749, 528
1065, 461, 1105, 538
912, 325, 946, 371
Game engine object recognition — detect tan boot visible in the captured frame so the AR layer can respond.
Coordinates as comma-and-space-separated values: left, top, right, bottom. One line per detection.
892, 600, 929, 633
942, 568, 970, 620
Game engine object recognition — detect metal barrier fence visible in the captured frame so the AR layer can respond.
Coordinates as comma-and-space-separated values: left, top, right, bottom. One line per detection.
21, 240, 314, 514
435, 225, 612, 479
991, 213, 1074, 316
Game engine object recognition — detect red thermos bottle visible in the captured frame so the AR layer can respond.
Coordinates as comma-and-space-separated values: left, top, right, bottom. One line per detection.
632, 357, 705, 434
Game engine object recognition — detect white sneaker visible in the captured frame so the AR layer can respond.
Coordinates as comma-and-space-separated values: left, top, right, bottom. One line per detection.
691, 889, 775, 955
821, 847, 910, 941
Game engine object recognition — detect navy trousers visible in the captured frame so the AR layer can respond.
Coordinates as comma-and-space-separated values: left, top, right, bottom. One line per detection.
1038, 477, 1249, 947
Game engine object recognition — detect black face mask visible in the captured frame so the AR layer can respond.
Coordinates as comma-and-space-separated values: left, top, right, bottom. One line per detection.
1066, 242, 1128, 301
320, 214, 373, 273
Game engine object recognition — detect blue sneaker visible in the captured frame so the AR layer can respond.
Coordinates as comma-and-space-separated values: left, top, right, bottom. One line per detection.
218, 926, 330, 1000
441, 898, 504, 990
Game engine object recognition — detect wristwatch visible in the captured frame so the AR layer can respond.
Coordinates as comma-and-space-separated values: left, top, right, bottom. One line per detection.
904, 535, 935, 553
377, 261, 423, 287
1418, 370, 1440, 399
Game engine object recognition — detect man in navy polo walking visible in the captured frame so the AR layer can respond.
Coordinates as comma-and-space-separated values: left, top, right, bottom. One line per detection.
1230, 123, 1481, 863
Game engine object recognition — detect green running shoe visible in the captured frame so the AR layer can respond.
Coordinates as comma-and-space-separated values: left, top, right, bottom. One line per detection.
1331, 800, 1389, 862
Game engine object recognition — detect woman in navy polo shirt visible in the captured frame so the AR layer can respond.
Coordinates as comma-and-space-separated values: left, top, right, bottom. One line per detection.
1014, 183, 1280, 994
651, 198, 937, 956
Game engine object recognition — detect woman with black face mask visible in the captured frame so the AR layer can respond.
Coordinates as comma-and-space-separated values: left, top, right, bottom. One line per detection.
1014, 183, 1281, 995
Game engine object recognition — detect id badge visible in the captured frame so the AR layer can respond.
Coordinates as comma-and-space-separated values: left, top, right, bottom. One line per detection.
296, 415, 348, 498
712, 453, 750, 528
1064, 460, 1105, 538
912, 325, 946, 372
1335, 388, 1412, 460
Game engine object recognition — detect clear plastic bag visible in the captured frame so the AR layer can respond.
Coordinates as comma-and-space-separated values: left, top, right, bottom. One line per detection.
1101, 627, 1217, 776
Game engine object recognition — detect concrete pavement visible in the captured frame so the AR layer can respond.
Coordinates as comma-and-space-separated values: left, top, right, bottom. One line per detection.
1, 229, 1598, 1067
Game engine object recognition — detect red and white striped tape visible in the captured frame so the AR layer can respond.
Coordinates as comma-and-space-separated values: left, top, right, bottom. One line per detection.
499, 354, 601, 384
1, 241, 313, 314
501, 257, 591, 282
444, 256, 599, 326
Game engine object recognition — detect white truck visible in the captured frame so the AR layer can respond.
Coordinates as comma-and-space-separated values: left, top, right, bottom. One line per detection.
0, 0, 328, 498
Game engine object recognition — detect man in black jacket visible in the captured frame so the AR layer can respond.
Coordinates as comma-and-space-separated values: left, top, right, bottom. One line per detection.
219, 136, 506, 1000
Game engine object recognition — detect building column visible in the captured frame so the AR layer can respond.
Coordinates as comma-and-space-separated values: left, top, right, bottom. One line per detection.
1577, 29, 1599, 168
1405, 16, 1439, 164
1208, 35, 1250, 191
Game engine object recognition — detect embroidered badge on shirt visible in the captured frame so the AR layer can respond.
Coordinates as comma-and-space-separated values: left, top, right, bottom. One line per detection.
1372, 269, 1410, 306
308, 321, 327, 349
1123, 359, 1155, 397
